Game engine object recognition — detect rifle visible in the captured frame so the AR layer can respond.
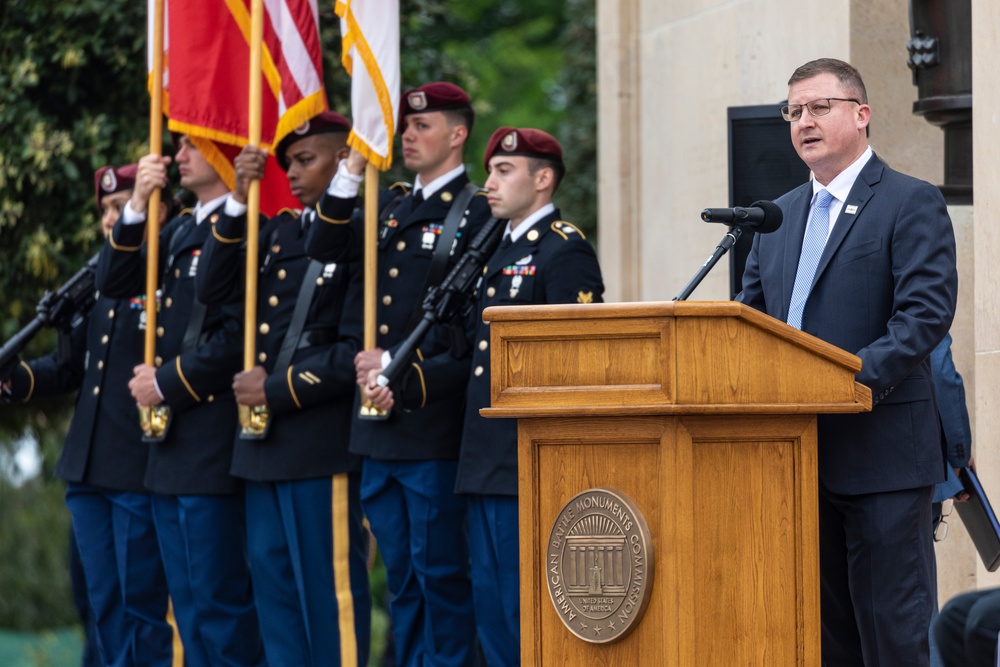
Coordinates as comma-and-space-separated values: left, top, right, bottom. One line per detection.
377, 216, 503, 388
0, 253, 100, 381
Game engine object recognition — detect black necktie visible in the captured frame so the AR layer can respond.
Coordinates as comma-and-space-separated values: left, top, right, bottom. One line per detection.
300, 208, 314, 232
498, 234, 512, 253
412, 190, 425, 206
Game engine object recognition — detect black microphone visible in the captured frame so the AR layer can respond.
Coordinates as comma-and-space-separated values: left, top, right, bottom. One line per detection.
701, 200, 783, 233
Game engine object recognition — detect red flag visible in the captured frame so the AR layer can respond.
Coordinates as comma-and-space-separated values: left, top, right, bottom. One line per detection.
150, 0, 328, 216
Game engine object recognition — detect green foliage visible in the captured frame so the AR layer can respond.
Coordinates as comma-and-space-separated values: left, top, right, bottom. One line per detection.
0, 406, 75, 630
0, 475, 75, 630
0, 0, 149, 332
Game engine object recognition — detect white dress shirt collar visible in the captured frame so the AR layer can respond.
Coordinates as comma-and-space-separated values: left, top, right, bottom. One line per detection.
506, 203, 556, 242
195, 193, 230, 225
413, 164, 466, 200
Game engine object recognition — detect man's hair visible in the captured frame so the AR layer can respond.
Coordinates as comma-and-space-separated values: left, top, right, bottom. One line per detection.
788, 58, 868, 104
528, 157, 565, 193
442, 107, 475, 135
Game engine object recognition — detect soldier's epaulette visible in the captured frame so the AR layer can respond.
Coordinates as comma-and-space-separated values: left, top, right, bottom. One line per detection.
550, 220, 585, 240
276, 207, 301, 220
474, 189, 488, 197
178, 207, 195, 218
388, 181, 412, 195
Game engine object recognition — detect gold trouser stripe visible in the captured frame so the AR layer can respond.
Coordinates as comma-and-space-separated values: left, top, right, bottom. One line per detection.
332, 473, 358, 667
20, 360, 34, 402
167, 598, 184, 667
286, 366, 302, 408
411, 362, 427, 408
175, 357, 201, 402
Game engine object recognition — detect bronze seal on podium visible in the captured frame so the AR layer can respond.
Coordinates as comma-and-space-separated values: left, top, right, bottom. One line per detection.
545, 487, 654, 643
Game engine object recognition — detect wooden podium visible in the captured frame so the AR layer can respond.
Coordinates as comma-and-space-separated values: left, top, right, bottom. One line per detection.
481, 301, 871, 666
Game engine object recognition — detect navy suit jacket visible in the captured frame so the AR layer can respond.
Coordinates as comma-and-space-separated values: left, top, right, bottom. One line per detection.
739, 153, 957, 495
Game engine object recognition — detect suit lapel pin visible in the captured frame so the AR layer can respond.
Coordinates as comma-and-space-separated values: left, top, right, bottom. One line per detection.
845, 204, 858, 215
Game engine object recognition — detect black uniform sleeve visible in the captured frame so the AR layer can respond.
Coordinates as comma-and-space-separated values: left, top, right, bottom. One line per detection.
196, 208, 274, 305
7, 315, 88, 402
307, 194, 361, 264
96, 214, 157, 299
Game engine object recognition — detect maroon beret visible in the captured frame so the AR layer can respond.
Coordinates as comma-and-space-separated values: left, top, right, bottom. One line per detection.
483, 127, 563, 170
398, 82, 472, 128
275, 111, 352, 170
94, 164, 138, 208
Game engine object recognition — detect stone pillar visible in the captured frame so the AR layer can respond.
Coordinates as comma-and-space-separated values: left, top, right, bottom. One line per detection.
597, 0, 642, 303
971, 0, 1000, 587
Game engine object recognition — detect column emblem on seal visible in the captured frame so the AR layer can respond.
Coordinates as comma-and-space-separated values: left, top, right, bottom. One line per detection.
545, 487, 654, 643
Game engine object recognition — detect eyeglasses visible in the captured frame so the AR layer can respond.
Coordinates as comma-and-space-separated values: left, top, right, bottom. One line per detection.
780, 98, 861, 122
933, 501, 954, 542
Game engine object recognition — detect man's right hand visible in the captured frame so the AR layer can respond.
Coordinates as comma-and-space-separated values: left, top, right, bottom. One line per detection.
130, 154, 172, 214
363, 369, 394, 411
233, 145, 268, 205
344, 149, 367, 176
355, 348, 385, 386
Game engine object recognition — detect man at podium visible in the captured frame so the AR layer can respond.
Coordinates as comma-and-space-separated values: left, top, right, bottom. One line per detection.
738, 58, 957, 666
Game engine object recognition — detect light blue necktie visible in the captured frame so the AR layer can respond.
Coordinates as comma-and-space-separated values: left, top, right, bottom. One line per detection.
787, 189, 834, 329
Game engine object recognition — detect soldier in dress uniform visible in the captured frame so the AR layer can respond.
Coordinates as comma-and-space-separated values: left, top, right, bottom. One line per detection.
3, 164, 175, 667
95, 137, 264, 667
305, 82, 491, 667
196, 111, 372, 666
365, 127, 604, 667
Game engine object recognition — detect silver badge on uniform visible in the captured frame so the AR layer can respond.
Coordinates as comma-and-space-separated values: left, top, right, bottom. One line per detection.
323, 263, 337, 278
188, 255, 199, 277
510, 274, 522, 299
422, 231, 436, 250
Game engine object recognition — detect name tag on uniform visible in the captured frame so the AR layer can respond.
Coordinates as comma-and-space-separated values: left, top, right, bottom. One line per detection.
845, 205, 858, 215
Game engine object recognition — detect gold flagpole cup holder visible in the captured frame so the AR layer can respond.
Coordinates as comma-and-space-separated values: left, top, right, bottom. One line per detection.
139, 404, 171, 443
239, 403, 271, 439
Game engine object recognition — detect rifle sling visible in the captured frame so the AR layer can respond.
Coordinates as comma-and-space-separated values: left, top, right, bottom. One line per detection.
406, 182, 479, 332
272, 260, 324, 373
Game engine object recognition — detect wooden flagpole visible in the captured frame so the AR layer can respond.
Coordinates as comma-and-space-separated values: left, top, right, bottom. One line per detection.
359, 162, 385, 418
145, 0, 164, 369
139, 0, 171, 441
239, 0, 268, 437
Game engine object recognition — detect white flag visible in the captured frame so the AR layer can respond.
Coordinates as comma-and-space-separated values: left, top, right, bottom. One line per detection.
337, 0, 400, 170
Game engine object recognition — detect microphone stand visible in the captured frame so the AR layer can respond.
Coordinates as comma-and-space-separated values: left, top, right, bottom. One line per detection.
673, 226, 742, 301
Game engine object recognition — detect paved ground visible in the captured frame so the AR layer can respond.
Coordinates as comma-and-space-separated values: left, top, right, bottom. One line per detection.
0, 628, 82, 667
